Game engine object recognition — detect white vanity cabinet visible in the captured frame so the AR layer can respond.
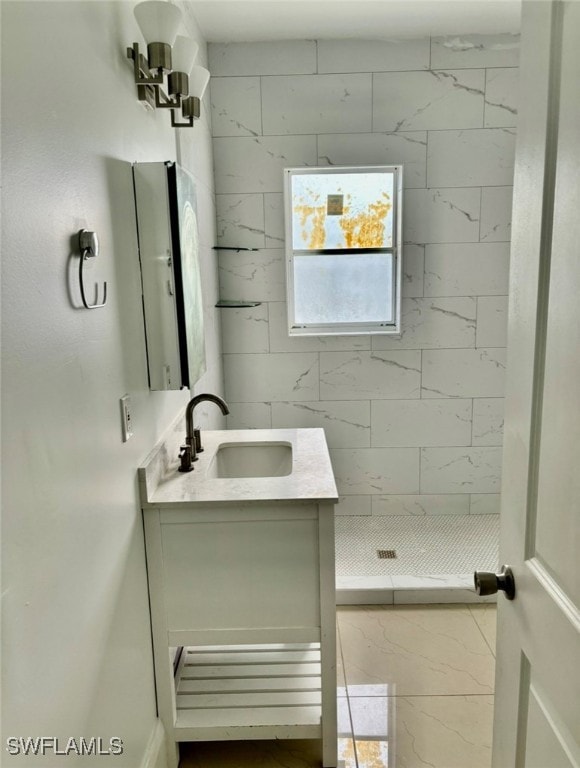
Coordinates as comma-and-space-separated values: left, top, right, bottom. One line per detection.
139, 428, 338, 768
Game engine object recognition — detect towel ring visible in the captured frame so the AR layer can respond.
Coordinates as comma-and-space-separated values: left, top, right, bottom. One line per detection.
79, 229, 107, 309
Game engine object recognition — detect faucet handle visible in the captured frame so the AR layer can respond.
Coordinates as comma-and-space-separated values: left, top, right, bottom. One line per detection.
178, 444, 194, 473
193, 428, 203, 453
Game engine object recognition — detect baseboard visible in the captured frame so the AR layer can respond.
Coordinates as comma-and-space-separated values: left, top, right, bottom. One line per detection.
140, 719, 167, 768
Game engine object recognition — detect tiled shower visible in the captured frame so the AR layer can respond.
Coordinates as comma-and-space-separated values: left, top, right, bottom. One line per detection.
209, 35, 518, 601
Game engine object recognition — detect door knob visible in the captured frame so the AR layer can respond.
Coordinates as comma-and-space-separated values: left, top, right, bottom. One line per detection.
474, 565, 516, 600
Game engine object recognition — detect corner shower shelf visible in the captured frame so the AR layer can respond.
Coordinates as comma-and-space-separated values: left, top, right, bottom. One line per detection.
212, 246, 260, 252
215, 299, 262, 308
213, 245, 263, 307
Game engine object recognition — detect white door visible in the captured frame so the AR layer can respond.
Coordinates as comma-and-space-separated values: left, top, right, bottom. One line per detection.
489, 2, 580, 766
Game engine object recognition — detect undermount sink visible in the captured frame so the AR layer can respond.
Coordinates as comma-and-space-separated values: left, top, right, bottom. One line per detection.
207, 441, 293, 479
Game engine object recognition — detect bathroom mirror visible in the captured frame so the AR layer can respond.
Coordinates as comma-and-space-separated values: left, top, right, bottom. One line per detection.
133, 161, 206, 390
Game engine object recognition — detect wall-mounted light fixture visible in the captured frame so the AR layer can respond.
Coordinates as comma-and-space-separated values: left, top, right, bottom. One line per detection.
127, 1, 210, 128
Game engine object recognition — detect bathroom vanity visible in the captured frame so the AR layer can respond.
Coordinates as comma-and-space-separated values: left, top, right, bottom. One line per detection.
139, 424, 339, 768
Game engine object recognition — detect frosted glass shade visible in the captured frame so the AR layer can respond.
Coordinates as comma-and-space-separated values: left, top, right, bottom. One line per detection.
172, 36, 199, 74
134, 1, 182, 45
189, 65, 210, 99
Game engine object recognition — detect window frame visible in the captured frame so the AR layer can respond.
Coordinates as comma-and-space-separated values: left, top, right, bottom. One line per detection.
283, 164, 403, 337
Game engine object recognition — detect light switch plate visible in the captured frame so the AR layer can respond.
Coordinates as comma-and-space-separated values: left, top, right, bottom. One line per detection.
120, 394, 133, 442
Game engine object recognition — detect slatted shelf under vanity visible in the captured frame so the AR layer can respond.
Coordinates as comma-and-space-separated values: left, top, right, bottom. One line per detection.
174, 643, 324, 740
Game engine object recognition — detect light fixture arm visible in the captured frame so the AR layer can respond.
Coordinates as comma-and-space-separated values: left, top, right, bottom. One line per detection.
170, 96, 200, 128
155, 87, 181, 109
127, 43, 164, 85
127, 2, 208, 130
154, 70, 189, 109
170, 112, 194, 128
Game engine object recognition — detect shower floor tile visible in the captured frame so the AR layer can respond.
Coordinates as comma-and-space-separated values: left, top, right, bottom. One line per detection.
336, 514, 499, 604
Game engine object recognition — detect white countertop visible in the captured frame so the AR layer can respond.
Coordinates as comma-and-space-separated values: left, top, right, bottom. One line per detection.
139, 427, 339, 507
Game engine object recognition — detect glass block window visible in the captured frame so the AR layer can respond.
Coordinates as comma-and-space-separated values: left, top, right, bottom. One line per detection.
284, 165, 403, 336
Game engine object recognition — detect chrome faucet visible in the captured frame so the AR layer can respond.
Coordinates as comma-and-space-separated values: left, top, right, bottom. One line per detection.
178, 393, 230, 472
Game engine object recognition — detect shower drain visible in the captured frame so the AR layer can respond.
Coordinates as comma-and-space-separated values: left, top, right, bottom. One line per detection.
377, 549, 397, 559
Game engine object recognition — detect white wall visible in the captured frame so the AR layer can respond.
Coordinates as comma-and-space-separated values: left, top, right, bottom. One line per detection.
1, 2, 221, 765
210, 36, 519, 519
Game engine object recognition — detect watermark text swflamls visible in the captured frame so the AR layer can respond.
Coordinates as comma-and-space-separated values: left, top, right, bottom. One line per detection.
6, 737, 124, 757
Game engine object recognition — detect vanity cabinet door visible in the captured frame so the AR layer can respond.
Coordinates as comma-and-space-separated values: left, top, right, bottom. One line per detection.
160, 505, 321, 632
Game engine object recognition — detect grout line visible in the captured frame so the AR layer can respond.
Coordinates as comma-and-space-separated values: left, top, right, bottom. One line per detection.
470, 396, 475, 447
259, 75, 264, 136
483, 67, 489, 127
265, 300, 271, 354
468, 604, 497, 658
425, 130, 430, 188
371, 72, 374, 133
418, 444, 422, 495
336, 619, 359, 767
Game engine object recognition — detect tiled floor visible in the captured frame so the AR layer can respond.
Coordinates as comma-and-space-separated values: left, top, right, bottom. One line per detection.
179, 603, 497, 768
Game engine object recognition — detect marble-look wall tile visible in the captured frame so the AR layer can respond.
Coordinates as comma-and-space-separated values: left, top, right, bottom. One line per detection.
320, 351, 422, 400
421, 447, 503, 493
335, 495, 372, 516
261, 74, 372, 135
372, 494, 471, 515
210, 36, 516, 523
372, 297, 476, 350
431, 34, 520, 69
373, 70, 485, 131
330, 448, 420, 495
402, 245, 425, 298
476, 296, 509, 348
404, 188, 481, 244
427, 128, 516, 187
226, 402, 272, 430
424, 243, 510, 296
318, 38, 430, 73
472, 398, 505, 446
422, 348, 506, 398
470, 494, 501, 514
371, 398, 472, 447
208, 41, 317, 76
195, 183, 218, 248
271, 400, 371, 448
213, 136, 317, 193
480, 186, 513, 242
268, 302, 370, 353
210, 77, 262, 137
224, 352, 319, 402
317, 132, 427, 188
220, 304, 270, 354
264, 193, 285, 248
485, 68, 519, 128
216, 194, 265, 249
218, 248, 286, 302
